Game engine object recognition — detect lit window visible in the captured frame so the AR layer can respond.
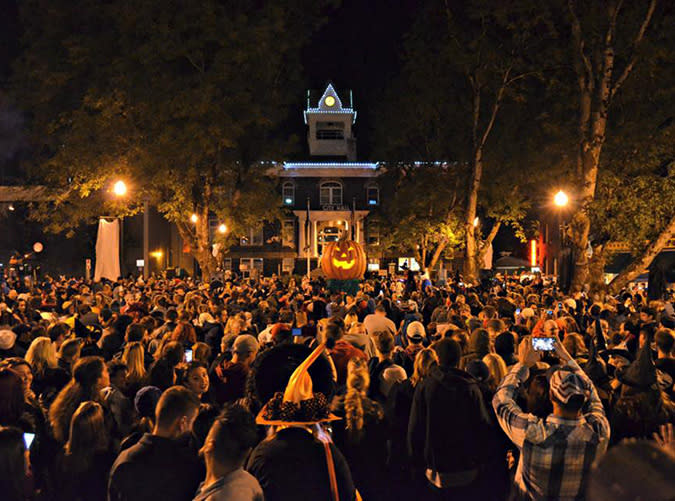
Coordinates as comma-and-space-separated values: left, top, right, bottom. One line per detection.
366, 186, 379, 206
282, 182, 294, 205
320, 181, 342, 205
239, 258, 263, 278
240, 227, 264, 246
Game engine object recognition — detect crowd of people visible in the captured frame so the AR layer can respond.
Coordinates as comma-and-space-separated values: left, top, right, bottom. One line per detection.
0, 269, 674, 500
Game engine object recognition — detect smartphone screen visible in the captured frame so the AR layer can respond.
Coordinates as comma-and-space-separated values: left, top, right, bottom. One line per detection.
292, 327, 302, 337
184, 349, 193, 362
532, 337, 556, 351
23, 432, 35, 450
516, 308, 521, 315
558, 302, 563, 309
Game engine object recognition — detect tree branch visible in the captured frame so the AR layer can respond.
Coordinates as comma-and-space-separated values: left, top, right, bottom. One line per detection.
610, 0, 657, 100
568, 0, 594, 87
478, 67, 511, 152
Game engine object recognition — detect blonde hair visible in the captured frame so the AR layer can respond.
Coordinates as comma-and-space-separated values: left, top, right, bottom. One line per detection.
192, 342, 212, 365
483, 353, 508, 391
410, 348, 439, 387
122, 342, 146, 383
25, 337, 58, 376
345, 358, 369, 434
343, 312, 358, 330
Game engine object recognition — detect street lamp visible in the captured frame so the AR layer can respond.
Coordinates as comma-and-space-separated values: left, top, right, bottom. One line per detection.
553, 190, 570, 291
473, 216, 479, 228
113, 180, 128, 197
218, 223, 227, 234
554, 190, 569, 207
190, 213, 198, 224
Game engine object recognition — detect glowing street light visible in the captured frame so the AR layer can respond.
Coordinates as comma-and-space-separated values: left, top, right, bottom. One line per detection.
113, 180, 128, 197
218, 223, 227, 234
553, 190, 569, 207
473, 216, 479, 227
190, 213, 198, 224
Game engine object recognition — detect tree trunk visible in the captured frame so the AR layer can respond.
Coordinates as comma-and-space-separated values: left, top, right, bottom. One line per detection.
464, 151, 482, 284
428, 238, 449, 273
567, 0, 656, 292
176, 206, 218, 281
608, 215, 675, 294
588, 244, 607, 294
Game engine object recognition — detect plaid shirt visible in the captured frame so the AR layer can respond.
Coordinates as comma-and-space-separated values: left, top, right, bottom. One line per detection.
493, 360, 610, 500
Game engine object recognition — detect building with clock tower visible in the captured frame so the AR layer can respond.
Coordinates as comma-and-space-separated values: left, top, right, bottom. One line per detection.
218, 83, 382, 277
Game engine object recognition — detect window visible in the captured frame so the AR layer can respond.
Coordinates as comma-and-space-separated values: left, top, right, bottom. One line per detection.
240, 227, 264, 246
316, 122, 345, 140
239, 258, 263, 278
320, 182, 342, 205
282, 182, 295, 205
221, 258, 232, 271
367, 220, 380, 246
366, 185, 379, 206
317, 129, 345, 140
282, 219, 295, 248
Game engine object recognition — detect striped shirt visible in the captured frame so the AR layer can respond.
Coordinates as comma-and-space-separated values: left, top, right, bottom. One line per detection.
493, 360, 610, 500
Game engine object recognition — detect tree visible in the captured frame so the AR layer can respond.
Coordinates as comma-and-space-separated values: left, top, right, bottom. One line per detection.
374, 162, 466, 272
565, 0, 663, 291
374, 0, 546, 281
13, 0, 334, 279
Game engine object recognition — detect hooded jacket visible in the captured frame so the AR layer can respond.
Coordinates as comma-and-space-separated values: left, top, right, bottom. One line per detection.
408, 365, 494, 476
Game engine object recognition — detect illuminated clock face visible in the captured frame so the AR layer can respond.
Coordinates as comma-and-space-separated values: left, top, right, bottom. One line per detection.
324, 95, 336, 107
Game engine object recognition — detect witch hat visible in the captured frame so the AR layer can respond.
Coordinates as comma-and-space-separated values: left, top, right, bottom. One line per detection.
256, 343, 340, 426
618, 331, 657, 391
584, 322, 610, 388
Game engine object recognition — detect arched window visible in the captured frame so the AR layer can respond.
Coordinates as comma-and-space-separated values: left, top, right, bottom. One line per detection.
320, 181, 342, 205
366, 185, 379, 206
282, 182, 295, 205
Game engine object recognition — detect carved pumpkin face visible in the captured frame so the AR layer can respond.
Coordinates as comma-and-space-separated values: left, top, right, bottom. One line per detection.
321, 239, 366, 280
332, 242, 357, 270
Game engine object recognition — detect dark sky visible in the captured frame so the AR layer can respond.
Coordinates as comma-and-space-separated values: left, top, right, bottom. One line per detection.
0, 0, 418, 160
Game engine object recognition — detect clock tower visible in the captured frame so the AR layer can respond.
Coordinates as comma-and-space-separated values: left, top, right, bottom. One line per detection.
304, 84, 357, 160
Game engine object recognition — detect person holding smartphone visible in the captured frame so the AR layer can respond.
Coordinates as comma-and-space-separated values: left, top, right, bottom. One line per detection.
492, 334, 610, 500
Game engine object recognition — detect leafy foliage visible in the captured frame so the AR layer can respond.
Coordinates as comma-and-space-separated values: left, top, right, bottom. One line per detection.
12, 0, 335, 274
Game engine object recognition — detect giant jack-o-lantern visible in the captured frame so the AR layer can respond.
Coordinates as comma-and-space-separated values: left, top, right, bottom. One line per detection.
321, 238, 367, 280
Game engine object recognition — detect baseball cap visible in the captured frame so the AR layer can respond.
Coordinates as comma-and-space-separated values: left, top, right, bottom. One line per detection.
549, 368, 589, 403
233, 334, 259, 354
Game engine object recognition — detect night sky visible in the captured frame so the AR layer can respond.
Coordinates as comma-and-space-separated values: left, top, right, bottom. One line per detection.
0, 0, 419, 160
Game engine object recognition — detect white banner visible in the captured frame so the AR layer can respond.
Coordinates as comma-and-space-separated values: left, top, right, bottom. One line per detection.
94, 218, 121, 281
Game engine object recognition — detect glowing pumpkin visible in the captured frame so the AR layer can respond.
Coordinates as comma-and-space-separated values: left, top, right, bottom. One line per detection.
321, 238, 367, 280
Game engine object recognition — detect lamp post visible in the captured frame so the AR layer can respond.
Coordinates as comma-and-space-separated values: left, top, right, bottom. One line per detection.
113, 181, 128, 276
553, 190, 570, 290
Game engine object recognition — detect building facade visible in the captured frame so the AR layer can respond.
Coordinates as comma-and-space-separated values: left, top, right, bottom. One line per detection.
207, 84, 383, 277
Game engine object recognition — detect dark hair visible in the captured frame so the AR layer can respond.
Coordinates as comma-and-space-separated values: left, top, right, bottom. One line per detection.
0, 426, 26, 501
48, 322, 70, 343
155, 386, 200, 429
204, 404, 258, 466
373, 331, 395, 355
162, 341, 184, 368
49, 357, 106, 443
324, 321, 344, 348
166, 308, 178, 322
655, 329, 675, 354
0, 370, 25, 426
526, 374, 552, 418
126, 323, 146, 343
192, 404, 220, 449
107, 360, 128, 380
433, 338, 462, 368
64, 401, 108, 472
